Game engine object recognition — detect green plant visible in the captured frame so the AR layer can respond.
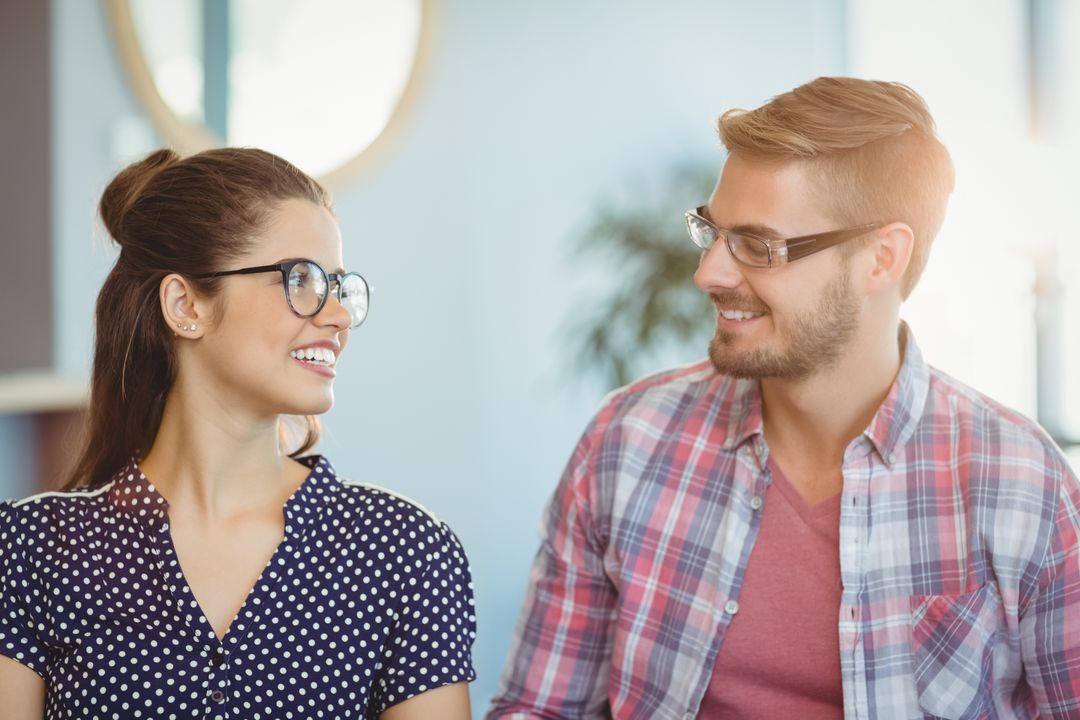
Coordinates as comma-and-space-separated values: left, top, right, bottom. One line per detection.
565, 163, 718, 389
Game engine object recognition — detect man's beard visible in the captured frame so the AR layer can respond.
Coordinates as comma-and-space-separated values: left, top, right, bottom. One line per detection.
707, 265, 860, 381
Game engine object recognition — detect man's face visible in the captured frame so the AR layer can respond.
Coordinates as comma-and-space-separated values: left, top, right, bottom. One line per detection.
693, 156, 862, 381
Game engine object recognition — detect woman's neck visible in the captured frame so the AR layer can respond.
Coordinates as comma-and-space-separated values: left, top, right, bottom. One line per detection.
139, 380, 305, 523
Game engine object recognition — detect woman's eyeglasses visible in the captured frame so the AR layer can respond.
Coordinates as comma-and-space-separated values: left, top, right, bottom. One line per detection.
194, 259, 370, 328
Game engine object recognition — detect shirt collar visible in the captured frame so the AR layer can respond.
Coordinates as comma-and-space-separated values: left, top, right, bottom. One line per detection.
717, 322, 930, 468
720, 377, 765, 452
282, 455, 340, 537
108, 460, 170, 522
106, 454, 342, 534
861, 322, 930, 466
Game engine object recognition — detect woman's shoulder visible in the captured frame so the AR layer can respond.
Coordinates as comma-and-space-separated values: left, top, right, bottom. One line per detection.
1, 483, 114, 542
0, 487, 112, 582
334, 476, 452, 537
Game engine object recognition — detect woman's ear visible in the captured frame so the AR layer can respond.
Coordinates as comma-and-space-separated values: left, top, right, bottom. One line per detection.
863, 222, 915, 295
159, 274, 207, 338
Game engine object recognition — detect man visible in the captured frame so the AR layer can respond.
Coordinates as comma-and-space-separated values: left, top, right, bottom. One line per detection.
487, 77, 1080, 719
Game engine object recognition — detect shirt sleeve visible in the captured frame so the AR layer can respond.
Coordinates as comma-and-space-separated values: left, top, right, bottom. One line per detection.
0, 501, 50, 679
1020, 466, 1080, 718
369, 523, 477, 716
486, 423, 618, 719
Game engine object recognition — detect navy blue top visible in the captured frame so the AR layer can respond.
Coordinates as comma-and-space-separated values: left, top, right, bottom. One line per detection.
0, 456, 476, 719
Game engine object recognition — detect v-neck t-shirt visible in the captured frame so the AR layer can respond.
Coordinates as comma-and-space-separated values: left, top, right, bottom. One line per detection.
0, 455, 477, 719
698, 459, 844, 718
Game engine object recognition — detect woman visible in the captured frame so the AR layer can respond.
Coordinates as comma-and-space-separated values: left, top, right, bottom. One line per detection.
0, 148, 476, 719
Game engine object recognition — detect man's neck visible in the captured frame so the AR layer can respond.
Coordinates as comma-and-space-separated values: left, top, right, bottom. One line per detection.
760, 324, 904, 473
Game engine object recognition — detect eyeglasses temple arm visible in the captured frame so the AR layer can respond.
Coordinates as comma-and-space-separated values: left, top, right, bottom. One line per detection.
191, 263, 285, 279
781, 225, 880, 262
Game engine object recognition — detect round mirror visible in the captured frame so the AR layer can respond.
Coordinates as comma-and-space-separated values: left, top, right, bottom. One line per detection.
106, 0, 434, 188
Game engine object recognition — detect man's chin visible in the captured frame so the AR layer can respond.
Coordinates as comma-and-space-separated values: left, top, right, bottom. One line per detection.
707, 341, 809, 381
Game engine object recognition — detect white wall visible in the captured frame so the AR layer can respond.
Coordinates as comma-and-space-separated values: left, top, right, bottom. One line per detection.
848, 0, 1041, 414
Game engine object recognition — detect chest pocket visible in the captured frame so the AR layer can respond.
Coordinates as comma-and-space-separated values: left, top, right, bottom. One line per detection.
909, 581, 1003, 720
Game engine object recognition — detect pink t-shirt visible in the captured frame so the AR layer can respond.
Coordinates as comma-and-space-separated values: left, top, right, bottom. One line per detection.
698, 460, 845, 718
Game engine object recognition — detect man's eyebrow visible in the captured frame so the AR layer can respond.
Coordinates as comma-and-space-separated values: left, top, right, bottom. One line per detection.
700, 208, 783, 241
730, 223, 784, 240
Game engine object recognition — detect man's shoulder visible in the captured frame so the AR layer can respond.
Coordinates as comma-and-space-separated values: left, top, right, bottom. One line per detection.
599, 358, 714, 408
589, 358, 749, 436
924, 365, 1071, 476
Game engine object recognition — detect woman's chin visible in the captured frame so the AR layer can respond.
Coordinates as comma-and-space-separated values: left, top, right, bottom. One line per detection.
278, 394, 334, 418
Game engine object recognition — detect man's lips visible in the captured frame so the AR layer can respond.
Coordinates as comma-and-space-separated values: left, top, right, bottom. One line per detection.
711, 295, 768, 318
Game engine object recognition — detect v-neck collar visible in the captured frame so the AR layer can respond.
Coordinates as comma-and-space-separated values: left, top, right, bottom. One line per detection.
107, 455, 339, 537
105, 455, 342, 648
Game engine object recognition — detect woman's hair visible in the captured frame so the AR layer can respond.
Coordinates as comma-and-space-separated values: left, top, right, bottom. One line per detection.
64, 147, 333, 490
718, 76, 955, 298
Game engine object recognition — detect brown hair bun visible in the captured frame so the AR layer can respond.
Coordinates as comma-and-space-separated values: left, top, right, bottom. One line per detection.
98, 148, 181, 245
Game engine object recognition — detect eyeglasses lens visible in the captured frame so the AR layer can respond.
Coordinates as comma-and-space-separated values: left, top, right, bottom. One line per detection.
339, 274, 369, 328
287, 262, 328, 316
686, 214, 716, 250
730, 234, 772, 267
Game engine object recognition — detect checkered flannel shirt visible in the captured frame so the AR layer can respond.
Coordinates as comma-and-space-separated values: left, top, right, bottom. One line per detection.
488, 325, 1080, 719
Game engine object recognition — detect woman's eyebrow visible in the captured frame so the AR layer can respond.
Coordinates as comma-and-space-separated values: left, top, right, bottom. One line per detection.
272, 257, 347, 274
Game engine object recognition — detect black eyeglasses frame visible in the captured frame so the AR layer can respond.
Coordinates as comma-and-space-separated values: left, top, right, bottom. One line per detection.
191, 258, 370, 327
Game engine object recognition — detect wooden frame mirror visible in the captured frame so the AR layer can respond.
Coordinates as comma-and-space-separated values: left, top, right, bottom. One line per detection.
104, 0, 437, 189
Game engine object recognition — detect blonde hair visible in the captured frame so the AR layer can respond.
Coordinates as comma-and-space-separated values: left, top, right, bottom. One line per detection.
718, 77, 954, 298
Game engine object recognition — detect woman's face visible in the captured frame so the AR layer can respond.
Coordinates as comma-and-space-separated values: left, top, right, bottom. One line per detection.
192, 198, 353, 420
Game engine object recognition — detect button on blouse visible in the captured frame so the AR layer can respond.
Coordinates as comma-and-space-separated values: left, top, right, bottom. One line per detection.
0, 455, 477, 719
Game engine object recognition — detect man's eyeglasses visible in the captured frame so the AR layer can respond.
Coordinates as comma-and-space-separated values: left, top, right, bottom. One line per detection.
685, 206, 881, 268
193, 259, 370, 328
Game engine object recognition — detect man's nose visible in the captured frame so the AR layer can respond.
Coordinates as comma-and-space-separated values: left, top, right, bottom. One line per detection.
693, 240, 745, 293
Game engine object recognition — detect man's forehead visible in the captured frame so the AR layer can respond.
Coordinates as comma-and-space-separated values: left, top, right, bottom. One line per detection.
708, 156, 828, 230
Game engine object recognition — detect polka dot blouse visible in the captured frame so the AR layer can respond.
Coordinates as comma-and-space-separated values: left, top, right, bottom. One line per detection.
0, 455, 477, 718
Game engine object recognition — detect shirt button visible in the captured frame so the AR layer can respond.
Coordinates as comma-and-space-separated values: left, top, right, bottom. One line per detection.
749, 496, 763, 511
724, 600, 740, 615
210, 690, 225, 703
211, 650, 224, 667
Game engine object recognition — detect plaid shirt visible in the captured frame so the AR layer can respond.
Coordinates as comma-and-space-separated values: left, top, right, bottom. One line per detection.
488, 326, 1080, 719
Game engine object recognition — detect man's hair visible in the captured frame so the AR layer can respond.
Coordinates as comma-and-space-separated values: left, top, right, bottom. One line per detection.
718, 77, 954, 298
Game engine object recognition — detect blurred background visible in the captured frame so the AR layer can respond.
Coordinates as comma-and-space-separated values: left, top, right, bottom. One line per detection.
2, 0, 1078, 713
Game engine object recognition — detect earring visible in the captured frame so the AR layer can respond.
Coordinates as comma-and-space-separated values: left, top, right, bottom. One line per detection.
176, 321, 197, 332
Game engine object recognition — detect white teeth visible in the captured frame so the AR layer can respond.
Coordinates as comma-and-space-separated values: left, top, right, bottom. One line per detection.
290, 347, 337, 366
719, 309, 764, 321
